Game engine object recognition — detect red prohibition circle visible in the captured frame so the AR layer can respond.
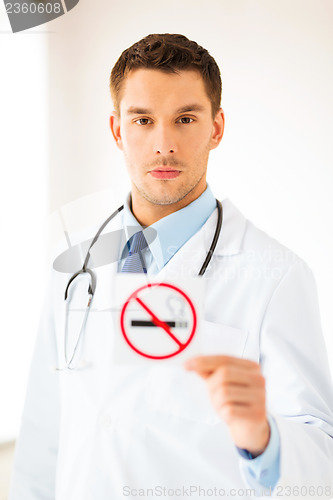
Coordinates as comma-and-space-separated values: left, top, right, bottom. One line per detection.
120, 282, 197, 360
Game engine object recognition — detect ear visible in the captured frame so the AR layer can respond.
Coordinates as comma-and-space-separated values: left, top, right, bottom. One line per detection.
109, 111, 123, 150
209, 108, 225, 151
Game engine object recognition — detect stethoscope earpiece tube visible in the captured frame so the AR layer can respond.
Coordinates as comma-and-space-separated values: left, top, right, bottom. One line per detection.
198, 199, 223, 276
64, 270, 82, 301
64, 205, 125, 302
82, 205, 124, 271
64, 261, 97, 301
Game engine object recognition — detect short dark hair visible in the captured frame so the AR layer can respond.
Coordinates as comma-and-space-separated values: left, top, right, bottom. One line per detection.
110, 33, 222, 118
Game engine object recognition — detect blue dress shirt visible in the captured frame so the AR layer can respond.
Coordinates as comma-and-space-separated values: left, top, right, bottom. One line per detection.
119, 185, 281, 490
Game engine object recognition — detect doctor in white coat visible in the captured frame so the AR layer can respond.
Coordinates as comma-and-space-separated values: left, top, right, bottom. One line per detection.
10, 33, 333, 500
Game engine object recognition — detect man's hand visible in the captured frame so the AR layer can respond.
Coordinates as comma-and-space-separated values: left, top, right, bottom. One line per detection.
184, 355, 270, 457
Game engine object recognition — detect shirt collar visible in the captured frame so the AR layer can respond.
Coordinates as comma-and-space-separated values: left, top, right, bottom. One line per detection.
122, 185, 217, 271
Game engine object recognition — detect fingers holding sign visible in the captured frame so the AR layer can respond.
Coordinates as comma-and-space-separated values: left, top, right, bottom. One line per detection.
184, 355, 270, 457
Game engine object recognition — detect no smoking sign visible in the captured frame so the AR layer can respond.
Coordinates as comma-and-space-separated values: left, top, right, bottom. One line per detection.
114, 277, 204, 364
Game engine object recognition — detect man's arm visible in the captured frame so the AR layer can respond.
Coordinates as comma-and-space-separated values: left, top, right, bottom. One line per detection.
186, 260, 333, 494
259, 260, 333, 492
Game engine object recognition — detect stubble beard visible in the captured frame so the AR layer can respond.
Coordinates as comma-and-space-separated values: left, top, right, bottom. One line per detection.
132, 171, 207, 206
125, 146, 211, 207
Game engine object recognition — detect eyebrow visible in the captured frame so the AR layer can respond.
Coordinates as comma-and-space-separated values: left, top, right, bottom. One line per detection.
125, 104, 206, 115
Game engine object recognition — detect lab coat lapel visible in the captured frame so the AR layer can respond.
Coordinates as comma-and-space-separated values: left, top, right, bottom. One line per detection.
156, 198, 247, 282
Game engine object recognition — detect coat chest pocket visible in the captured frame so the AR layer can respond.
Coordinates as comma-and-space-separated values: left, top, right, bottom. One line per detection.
201, 320, 249, 357
145, 321, 249, 424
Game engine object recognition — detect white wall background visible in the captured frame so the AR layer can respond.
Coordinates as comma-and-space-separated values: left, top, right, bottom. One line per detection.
1, 0, 332, 442
0, 9, 48, 442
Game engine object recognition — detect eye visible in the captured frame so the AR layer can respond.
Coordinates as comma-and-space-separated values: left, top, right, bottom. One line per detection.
134, 118, 152, 126
177, 117, 194, 124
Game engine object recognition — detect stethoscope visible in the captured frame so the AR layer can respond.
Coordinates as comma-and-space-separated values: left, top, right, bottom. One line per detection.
56, 199, 223, 371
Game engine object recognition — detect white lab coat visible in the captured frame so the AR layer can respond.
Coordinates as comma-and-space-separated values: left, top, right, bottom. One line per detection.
9, 199, 333, 500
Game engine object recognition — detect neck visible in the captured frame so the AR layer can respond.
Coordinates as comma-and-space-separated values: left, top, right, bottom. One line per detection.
131, 184, 207, 226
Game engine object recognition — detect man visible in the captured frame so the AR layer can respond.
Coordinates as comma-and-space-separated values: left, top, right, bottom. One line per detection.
10, 33, 333, 499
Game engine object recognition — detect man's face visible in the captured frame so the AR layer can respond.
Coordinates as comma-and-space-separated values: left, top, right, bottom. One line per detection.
110, 69, 224, 211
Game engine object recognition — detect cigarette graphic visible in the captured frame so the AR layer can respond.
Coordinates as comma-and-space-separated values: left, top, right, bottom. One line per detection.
131, 320, 188, 328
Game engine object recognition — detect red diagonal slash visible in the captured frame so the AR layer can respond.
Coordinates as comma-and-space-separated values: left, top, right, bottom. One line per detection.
135, 296, 184, 348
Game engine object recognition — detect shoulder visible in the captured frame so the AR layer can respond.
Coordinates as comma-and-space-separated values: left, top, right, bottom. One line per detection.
215, 199, 308, 273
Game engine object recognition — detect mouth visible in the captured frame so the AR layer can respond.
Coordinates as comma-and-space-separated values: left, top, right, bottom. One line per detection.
149, 168, 181, 180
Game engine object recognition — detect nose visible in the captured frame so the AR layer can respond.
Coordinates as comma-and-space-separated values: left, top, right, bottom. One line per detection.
153, 124, 177, 155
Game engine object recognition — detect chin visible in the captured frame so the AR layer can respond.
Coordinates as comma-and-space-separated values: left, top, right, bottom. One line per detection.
135, 177, 202, 207
145, 195, 181, 206
144, 189, 191, 206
